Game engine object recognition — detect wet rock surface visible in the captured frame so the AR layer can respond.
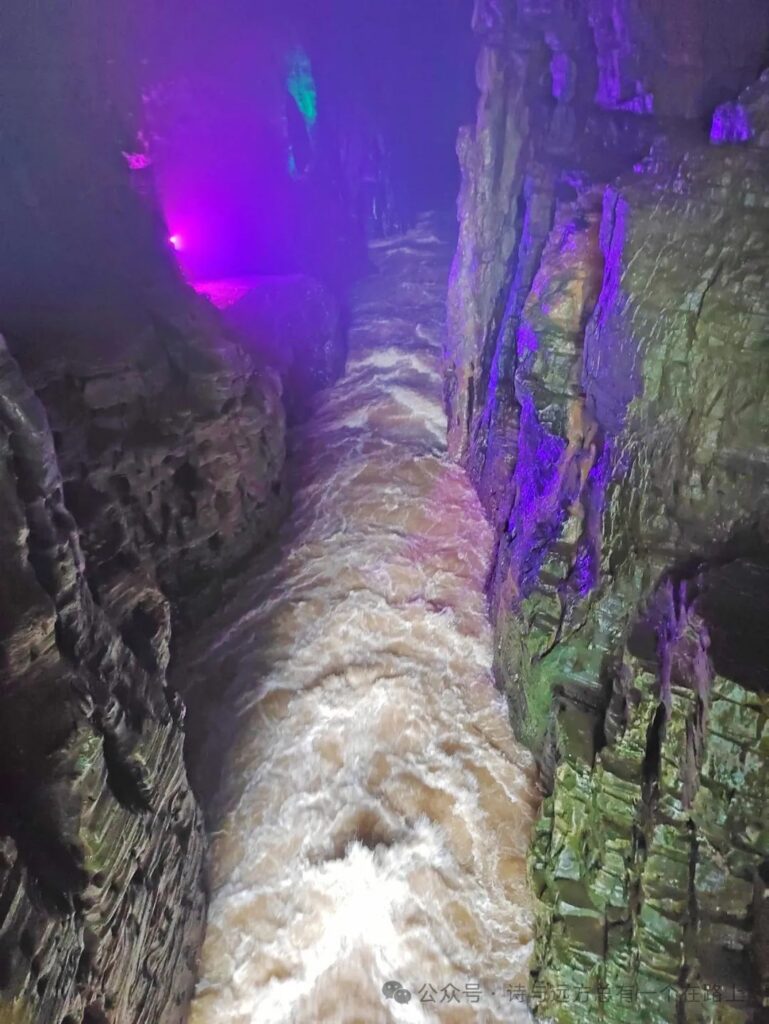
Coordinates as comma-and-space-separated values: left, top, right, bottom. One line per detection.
448, 1, 769, 1020
0, 333, 205, 1024
0, 288, 290, 1021
9, 297, 286, 628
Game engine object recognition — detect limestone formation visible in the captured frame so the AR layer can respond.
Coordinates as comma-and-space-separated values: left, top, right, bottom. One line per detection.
0, 334, 208, 1023
448, 1, 769, 1019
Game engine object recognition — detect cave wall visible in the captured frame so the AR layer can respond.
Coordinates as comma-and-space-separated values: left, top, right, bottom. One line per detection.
0, 334, 210, 1024
447, 1, 769, 1020
0, 4, 296, 1022
0, 305, 286, 1024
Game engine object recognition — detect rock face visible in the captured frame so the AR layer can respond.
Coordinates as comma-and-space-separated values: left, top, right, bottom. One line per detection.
15, 297, 286, 628
0, 4, 367, 1019
0, 286, 287, 1023
0, 334, 204, 1024
447, 2, 769, 1020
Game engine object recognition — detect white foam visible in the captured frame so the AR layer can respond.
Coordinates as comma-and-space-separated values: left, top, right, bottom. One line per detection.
182, 231, 538, 1024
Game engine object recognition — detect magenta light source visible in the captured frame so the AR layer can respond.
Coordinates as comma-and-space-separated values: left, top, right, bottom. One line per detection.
169, 233, 183, 251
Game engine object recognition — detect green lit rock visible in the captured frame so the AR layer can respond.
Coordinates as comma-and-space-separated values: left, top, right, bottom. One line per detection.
449, 5, 769, 1017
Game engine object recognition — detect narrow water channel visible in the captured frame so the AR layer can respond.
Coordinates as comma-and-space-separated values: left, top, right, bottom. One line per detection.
182, 221, 538, 1024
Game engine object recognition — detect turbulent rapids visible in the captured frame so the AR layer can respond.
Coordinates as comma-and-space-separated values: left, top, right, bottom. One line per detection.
181, 222, 538, 1023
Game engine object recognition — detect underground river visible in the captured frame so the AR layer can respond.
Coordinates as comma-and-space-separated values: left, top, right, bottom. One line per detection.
179, 221, 538, 1024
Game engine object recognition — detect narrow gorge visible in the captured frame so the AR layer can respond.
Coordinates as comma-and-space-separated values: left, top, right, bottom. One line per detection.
0, 2, 767, 1024
181, 223, 537, 1024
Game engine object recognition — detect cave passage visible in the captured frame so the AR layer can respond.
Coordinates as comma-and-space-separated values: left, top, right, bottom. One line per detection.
4, 0, 769, 1021
177, 221, 538, 1022
139, 0, 474, 287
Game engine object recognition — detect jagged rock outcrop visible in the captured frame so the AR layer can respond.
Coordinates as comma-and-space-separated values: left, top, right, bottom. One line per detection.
10, 296, 286, 629
0, 4, 354, 1019
0, 335, 208, 1023
448, 2, 769, 1020
0, 272, 294, 1022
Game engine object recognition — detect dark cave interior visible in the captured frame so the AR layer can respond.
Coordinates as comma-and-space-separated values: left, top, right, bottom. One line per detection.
1, 1, 769, 1022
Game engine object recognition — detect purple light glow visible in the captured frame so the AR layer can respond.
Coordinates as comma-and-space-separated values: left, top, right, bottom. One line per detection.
476, 177, 542, 441
710, 102, 752, 145
550, 52, 572, 102
143, 27, 307, 284
571, 439, 612, 597
123, 151, 153, 171
582, 189, 640, 437
518, 321, 539, 354
505, 393, 569, 596
193, 277, 257, 310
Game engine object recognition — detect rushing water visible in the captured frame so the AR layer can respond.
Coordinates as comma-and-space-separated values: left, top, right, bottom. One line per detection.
180, 221, 538, 1024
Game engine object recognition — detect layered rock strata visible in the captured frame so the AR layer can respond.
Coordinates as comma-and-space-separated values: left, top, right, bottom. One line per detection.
447, 3, 769, 1020
0, 289, 291, 1022
0, 335, 207, 1024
